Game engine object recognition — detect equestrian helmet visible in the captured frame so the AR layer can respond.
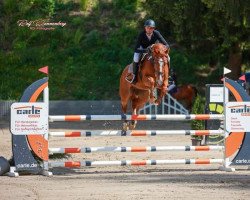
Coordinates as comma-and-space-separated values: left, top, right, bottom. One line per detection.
144, 19, 156, 27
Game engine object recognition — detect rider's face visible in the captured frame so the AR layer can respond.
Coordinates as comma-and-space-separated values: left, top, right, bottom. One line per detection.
145, 26, 154, 34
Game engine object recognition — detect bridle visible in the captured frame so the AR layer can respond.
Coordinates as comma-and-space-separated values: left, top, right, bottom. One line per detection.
148, 44, 169, 87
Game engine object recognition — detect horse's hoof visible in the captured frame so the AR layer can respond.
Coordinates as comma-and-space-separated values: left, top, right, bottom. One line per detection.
128, 121, 137, 130
149, 97, 156, 104
122, 123, 129, 131
129, 124, 136, 130
154, 99, 161, 105
153, 100, 159, 105
153, 101, 159, 105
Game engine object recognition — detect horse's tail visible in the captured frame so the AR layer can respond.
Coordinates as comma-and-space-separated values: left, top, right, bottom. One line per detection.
119, 65, 132, 114
191, 85, 198, 97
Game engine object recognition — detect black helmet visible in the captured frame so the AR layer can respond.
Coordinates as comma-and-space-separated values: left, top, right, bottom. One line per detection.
144, 19, 156, 27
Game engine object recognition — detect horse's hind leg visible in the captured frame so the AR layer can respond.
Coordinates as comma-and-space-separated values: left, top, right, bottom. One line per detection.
129, 91, 149, 130
120, 71, 132, 131
121, 101, 130, 131
121, 102, 127, 114
129, 107, 138, 130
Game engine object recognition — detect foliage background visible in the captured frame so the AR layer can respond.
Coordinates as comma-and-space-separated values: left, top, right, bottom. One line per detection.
0, 0, 249, 100
191, 94, 205, 136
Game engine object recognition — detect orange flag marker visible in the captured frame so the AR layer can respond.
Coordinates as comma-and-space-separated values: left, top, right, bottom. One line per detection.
39, 66, 48, 75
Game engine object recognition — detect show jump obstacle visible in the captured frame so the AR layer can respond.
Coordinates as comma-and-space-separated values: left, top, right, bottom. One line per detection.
8, 75, 250, 176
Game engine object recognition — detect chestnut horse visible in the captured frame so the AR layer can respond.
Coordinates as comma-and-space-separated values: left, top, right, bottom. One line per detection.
119, 43, 169, 130
171, 84, 198, 110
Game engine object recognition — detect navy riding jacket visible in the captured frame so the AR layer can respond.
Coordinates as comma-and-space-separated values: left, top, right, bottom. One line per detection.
134, 30, 169, 53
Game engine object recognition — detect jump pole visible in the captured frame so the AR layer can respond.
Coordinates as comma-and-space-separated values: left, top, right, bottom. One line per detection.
49, 159, 224, 168
48, 130, 224, 137
49, 145, 224, 154
49, 114, 224, 121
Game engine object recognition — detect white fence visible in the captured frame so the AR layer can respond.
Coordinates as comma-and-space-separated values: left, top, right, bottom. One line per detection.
140, 93, 189, 115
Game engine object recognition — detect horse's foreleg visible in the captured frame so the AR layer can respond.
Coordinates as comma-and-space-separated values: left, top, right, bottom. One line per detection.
149, 89, 156, 104
155, 87, 167, 105
155, 63, 169, 105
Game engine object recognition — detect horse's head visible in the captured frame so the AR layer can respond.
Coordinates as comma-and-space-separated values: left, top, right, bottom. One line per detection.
149, 43, 169, 88
151, 43, 169, 59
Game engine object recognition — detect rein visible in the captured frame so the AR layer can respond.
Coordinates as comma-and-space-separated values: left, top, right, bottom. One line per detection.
139, 44, 169, 88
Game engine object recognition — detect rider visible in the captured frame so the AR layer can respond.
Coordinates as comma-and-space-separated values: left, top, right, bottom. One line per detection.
126, 19, 170, 83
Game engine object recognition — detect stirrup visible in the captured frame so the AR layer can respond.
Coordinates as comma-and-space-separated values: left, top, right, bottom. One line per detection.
125, 74, 135, 83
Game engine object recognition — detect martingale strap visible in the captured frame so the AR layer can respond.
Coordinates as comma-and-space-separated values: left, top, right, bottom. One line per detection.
155, 58, 166, 87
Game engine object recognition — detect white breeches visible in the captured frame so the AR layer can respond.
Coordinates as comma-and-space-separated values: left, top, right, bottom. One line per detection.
133, 53, 141, 63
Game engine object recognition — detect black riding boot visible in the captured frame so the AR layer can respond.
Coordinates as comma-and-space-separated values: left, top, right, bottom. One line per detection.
132, 62, 139, 84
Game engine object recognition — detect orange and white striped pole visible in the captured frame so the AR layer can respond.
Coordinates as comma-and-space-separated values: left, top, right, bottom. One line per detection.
49, 159, 224, 168
49, 114, 224, 122
49, 130, 224, 137
49, 145, 224, 154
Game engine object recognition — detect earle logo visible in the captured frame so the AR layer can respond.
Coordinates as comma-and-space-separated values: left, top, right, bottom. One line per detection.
229, 105, 250, 116
15, 105, 42, 117
11, 102, 48, 135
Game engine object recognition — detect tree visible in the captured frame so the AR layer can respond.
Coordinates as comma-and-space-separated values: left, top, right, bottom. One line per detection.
144, 0, 250, 79
0, 0, 55, 52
